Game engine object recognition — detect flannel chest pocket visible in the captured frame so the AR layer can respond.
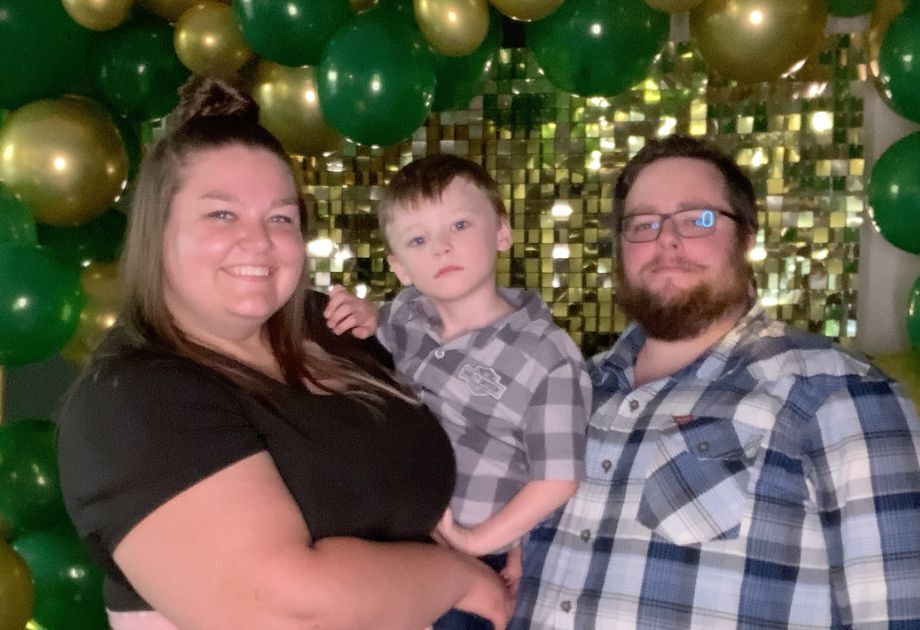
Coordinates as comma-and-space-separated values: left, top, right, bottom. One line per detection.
637, 416, 764, 545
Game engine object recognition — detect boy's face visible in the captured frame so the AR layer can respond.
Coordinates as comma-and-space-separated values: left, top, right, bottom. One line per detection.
385, 176, 511, 306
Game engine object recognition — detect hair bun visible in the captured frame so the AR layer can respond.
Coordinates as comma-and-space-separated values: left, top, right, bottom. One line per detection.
173, 75, 260, 127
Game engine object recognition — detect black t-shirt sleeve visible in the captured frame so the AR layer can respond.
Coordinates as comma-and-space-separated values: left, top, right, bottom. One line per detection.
57, 354, 265, 555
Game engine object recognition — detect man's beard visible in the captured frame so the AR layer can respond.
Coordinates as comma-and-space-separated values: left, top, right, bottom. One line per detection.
615, 246, 752, 342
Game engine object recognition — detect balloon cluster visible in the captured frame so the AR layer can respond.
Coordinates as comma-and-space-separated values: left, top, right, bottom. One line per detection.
0, 419, 107, 629
862, 0, 920, 358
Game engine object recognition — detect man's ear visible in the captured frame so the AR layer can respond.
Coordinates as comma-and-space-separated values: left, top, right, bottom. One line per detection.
496, 215, 512, 252
387, 253, 413, 286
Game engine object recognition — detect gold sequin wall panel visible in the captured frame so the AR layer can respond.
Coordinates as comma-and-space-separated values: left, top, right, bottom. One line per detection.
300, 35, 865, 357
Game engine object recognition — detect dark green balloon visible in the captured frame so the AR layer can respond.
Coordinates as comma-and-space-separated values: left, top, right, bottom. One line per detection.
37, 207, 127, 269
0, 0, 95, 109
0, 244, 84, 367
867, 131, 920, 254
89, 15, 191, 121
233, 0, 353, 66
318, 4, 436, 147
0, 419, 67, 540
909, 275, 920, 354
526, 0, 669, 97
12, 522, 107, 630
828, 0, 874, 16
431, 8, 502, 113
0, 184, 37, 246
878, 10, 920, 124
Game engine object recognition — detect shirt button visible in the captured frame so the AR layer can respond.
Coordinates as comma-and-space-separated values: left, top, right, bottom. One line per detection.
580, 529, 591, 542
629, 399, 640, 411
601, 459, 612, 472
434, 349, 445, 359
697, 441, 710, 453
560, 600, 572, 613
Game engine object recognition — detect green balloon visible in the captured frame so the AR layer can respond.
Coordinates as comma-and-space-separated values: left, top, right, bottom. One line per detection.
909, 275, 920, 353
37, 207, 127, 269
431, 8, 502, 112
878, 11, 920, 124
233, 0, 353, 66
867, 131, 920, 254
0, 244, 85, 367
318, 3, 436, 146
0, 540, 33, 629
0, 0, 95, 109
0, 419, 67, 540
828, 0, 875, 16
89, 15, 191, 121
526, 0, 670, 97
12, 523, 106, 630
0, 183, 37, 246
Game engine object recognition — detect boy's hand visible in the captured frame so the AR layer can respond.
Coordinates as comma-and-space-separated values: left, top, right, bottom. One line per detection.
324, 284, 379, 339
435, 508, 480, 556
499, 545, 522, 597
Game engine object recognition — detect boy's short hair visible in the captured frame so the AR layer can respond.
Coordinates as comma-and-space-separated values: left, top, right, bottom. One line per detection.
378, 154, 506, 247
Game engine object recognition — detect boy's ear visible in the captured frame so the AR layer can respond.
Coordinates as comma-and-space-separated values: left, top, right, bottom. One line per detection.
387, 253, 413, 286
496, 215, 512, 252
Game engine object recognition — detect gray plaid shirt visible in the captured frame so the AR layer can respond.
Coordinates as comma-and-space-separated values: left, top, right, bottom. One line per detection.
378, 286, 590, 534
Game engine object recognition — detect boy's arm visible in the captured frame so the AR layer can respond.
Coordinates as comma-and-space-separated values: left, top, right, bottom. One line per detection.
436, 479, 578, 557
324, 284, 379, 338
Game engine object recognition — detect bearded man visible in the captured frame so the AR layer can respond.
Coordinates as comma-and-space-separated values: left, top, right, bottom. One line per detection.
511, 135, 920, 629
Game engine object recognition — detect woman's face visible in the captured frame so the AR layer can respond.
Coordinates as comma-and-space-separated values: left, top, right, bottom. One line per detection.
161, 145, 305, 342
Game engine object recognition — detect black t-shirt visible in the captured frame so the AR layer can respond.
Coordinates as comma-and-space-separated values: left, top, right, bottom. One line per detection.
57, 336, 455, 611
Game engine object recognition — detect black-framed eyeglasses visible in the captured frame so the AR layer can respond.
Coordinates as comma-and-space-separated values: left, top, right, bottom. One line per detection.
619, 207, 742, 243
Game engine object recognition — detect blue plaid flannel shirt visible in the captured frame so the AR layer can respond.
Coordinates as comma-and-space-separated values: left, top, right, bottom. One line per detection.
512, 303, 920, 629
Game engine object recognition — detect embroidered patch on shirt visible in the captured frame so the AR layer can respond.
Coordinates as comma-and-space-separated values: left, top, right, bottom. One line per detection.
672, 414, 694, 425
458, 363, 507, 399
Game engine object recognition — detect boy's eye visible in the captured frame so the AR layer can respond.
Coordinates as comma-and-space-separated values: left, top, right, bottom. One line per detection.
407, 236, 426, 248
452, 220, 468, 230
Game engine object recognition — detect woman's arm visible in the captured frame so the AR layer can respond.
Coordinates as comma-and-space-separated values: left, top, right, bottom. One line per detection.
114, 452, 511, 629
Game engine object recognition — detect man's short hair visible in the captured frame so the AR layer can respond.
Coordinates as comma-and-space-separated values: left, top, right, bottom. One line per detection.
611, 135, 759, 243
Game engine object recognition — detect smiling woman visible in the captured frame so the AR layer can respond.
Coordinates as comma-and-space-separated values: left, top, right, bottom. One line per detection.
55, 76, 512, 630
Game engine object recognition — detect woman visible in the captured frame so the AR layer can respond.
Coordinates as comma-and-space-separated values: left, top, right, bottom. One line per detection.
56, 77, 511, 629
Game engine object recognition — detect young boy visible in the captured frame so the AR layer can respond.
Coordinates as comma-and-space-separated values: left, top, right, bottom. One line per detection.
324, 154, 590, 629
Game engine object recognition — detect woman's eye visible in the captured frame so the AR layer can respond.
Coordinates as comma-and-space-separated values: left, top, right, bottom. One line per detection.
207, 210, 233, 220
269, 214, 295, 224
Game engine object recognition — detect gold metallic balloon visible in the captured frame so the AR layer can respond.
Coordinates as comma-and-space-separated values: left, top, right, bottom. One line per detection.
489, 0, 562, 21
61, 0, 134, 30
0, 97, 128, 227
690, 0, 829, 84
174, 1, 254, 79
0, 541, 33, 630
137, 0, 228, 22
415, 0, 490, 57
62, 262, 122, 365
248, 61, 344, 157
645, 0, 703, 12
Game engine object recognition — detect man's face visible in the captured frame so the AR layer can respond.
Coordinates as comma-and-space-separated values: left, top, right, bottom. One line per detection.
616, 157, 753, 341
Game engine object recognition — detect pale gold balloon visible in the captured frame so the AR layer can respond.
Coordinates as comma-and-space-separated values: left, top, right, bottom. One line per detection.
0, 97, 128, 227
61, 0, 134, 30
62, 262, 122, 365
174, 1, 254, 79
415, 0, 490, 56
489, 0, 562, 21
138, 0, 228, 22
248, 61, 344, 157
645, 0, 703, 12
690, 0, 828, 84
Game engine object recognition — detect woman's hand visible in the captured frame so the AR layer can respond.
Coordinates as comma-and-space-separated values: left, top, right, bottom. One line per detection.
435, 508, 480, 556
